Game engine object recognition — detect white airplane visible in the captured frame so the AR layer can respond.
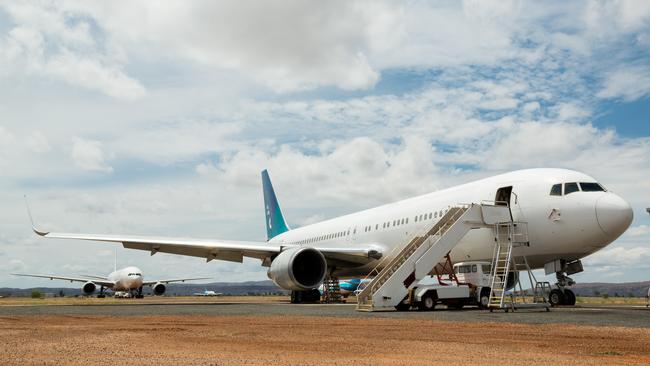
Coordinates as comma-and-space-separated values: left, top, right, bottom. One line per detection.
193, 289, 223, 296
13, 266, 209, 298
30, 168, 633, 306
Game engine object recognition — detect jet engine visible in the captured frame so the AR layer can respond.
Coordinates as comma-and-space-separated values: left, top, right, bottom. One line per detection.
267, 247, 327, 291
81, 282, 96, 295
152, 282, 166, 295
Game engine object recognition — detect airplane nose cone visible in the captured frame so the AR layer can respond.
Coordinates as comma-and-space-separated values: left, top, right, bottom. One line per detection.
596, 194, 633, 238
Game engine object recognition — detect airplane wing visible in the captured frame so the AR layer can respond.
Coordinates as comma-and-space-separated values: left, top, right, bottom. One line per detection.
79, 274, 110, 280
142, 277, 212, 286
32, 228, 383, 266
11, 273, 115, 287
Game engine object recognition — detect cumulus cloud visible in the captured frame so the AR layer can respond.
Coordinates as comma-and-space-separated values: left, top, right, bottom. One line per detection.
0, 2, 145, 100
586, 246, 650, 268
71, 138, 113, 173
2, 1, 650, 286
597, 65, 650, 101
627, 225, 650, 237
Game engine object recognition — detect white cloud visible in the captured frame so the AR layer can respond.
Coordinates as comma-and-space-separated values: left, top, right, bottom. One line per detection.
61, 0, 385, 92
71, 138, 113, 173
627, 225, 650, 237
1, 1, 650, 287
597, 65, 650, 101
0, 2, 145, 100
586, 246, 650, 268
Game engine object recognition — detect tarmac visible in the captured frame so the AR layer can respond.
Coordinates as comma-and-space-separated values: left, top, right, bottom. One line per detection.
1, 300, 649, 328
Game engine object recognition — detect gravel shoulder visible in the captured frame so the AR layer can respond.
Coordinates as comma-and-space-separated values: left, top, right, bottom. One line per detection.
1, 314, 649, 366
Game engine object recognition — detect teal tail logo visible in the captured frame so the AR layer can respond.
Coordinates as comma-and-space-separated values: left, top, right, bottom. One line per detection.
261, 170, 290, 240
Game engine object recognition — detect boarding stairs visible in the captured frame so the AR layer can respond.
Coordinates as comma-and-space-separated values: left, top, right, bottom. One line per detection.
488, 222, 550, 311
356, 203, 510, 312
321, 277, 344, 303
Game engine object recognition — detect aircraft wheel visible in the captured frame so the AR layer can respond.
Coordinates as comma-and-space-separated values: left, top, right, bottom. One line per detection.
549, 289, 565, 307
418, 292, 436, 311
563, 289, 576, 306
97, 295, 105, 298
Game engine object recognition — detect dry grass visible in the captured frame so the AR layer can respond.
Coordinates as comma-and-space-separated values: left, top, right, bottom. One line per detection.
0, 295, 289, 306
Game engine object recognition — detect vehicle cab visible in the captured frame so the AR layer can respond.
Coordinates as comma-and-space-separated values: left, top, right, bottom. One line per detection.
453, 261, 492, 287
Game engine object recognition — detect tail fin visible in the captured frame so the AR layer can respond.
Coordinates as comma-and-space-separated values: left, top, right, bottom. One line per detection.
261, 169, 290, 240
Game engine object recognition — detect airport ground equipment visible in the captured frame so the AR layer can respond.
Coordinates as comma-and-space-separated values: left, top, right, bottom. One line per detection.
488, 222, 550, 312
407, 261, 493, 310
321, 277, 344, 303
356, 203, 510, 312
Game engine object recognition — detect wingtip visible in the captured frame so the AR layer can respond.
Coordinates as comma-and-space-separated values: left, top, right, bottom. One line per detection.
32, 227, 50, 236
24, 196, 49, 236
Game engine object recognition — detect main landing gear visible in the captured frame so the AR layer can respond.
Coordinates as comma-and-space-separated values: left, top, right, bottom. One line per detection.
290, 289, 321, 303
97, 285, 106, 298
135, 286, 144, 299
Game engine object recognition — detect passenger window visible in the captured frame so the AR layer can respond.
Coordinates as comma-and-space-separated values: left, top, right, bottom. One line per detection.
429, 213, 432, 219
419, 214, 423, 221
406, 218, 409, 224
550, 184, 562, 196
471, 264, 477, 273
440, 210, 443, 217
414, 216, 418, 222
564, 182, 579, 195
580, 182, 605, 192
482, 265, 491, 274
375, 224, 378, 230
434, 212, 438, 218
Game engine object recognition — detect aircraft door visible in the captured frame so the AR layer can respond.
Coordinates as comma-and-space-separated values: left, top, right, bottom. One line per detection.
495, 186, 514, 221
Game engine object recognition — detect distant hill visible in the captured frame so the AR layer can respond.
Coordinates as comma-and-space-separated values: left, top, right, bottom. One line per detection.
0, 280, 288, 297
571, 281, 650, 297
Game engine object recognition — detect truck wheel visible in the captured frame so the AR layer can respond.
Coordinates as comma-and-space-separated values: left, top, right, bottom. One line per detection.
478, 288, 491, 309
418, 293, 436, 311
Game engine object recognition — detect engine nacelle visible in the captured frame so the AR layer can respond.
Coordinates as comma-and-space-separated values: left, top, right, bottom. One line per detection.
81, 282, 96, 295
267, 247, 327, 291
152, 282, 166, 296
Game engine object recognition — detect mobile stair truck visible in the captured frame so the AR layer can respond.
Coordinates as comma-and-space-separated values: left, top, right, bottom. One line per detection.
356, 203, 550, 312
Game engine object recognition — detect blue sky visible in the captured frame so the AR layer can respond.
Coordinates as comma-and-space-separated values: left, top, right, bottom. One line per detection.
0, 1, 649, 287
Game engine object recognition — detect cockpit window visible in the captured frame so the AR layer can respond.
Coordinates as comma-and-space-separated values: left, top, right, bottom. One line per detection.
550, 184, 562, 196
564, 182, 579, 195
579, 182, 605, 192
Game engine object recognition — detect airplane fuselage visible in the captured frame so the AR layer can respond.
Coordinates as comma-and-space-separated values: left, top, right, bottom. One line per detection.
107, 266, 144, 291
271, 169, 633, 277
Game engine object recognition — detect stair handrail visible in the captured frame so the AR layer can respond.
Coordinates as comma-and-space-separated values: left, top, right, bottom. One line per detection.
356, 205, 470, 305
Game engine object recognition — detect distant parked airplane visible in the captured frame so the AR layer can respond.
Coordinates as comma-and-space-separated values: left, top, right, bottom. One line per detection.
193, 289, 223, 296
13, 266, 209, 298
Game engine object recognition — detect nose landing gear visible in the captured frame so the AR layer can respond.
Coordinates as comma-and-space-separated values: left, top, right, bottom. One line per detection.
549, 272, 576, 306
